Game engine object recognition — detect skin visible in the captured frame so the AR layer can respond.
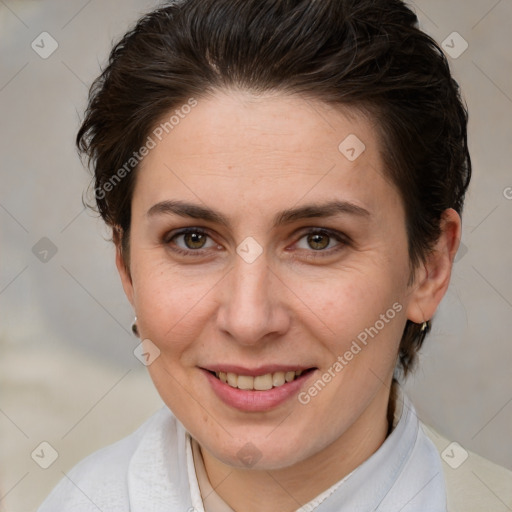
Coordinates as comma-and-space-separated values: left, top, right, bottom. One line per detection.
116, 89, 461, 512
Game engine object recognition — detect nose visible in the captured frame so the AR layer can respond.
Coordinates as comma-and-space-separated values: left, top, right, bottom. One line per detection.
216, 252, 290, 346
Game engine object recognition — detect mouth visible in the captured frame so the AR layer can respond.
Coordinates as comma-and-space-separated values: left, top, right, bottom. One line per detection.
205, 368, 317, 391
201, 365, 318, 411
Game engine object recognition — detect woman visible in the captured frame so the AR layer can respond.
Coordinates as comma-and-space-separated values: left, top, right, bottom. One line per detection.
37, 0, 512, 511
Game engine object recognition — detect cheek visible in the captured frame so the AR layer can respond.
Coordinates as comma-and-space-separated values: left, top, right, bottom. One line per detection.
295, 270, 407, 400
131, 259, 218, 356
298, 266, 404, 340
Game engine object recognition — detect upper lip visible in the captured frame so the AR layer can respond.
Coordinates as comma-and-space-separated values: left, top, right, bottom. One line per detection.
201, 364, 316, 377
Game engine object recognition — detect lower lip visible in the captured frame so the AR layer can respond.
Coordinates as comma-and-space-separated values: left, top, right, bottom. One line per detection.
202, 369, 315, 412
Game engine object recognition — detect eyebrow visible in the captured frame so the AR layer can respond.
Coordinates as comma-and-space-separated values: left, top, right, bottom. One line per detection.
146, 199, 371, 228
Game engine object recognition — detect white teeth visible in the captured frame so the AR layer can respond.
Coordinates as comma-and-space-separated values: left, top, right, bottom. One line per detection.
227, 372, 238, 387
237, 375, 254, 390
285, 371, 296, 382
214, 369, 306, 390
253, 374, 273, 391
272, 371, 285, 387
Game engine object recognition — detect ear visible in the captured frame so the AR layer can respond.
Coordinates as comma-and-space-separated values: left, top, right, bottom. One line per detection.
405, 208, 462, 323
115, 243, 135, 308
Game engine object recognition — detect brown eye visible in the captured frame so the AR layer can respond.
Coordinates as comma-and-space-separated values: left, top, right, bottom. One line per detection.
182, 231, 207, 249
293, 228, 349, 259
307, 232, 330, 250
166, 228, 217, 254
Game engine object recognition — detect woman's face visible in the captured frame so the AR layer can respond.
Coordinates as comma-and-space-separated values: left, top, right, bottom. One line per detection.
117, 90, 443, 470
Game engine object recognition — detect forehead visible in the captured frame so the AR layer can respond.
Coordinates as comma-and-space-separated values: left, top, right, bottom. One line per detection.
147, 90, 374, 167
134, 89, 401, 224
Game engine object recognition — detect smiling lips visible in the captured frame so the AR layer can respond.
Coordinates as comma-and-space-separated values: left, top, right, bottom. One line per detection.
203, 366, 316, 411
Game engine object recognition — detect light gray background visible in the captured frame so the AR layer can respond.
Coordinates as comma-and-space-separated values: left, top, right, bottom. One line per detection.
1, 1, 511, 511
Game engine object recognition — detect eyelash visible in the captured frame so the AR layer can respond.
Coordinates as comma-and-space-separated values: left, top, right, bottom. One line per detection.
164, 227, 350, 259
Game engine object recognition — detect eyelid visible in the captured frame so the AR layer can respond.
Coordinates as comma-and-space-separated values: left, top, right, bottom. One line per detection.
293, 226, 351, 242
290, 227, 350, 253
164, 226, 210, 244
164, 227, 220, 255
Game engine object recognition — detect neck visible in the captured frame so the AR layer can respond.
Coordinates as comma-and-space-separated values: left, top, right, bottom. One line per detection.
199, 384, 394, 512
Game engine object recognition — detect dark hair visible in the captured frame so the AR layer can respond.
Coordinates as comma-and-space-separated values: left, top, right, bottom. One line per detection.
77, 0, 471, 377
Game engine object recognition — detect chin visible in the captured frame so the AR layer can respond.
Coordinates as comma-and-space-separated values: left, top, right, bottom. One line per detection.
200, 425, 318, 471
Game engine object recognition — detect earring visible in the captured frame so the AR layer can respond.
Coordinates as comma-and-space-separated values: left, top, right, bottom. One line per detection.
420, 320, 428, 332
131, 317, 139, 337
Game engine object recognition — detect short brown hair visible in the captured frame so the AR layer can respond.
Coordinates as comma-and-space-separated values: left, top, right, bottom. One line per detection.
77, 0, 471, 377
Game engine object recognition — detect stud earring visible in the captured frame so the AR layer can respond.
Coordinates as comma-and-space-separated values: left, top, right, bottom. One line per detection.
131, 317, 139, 337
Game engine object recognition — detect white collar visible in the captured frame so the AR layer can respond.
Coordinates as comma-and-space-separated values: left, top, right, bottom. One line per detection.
126, 387, 447, 512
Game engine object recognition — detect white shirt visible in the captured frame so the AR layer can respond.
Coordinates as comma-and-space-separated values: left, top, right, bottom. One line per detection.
37, 388, 511, 512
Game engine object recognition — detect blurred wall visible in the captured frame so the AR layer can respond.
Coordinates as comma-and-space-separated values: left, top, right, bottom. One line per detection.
1, 0, 511, 510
